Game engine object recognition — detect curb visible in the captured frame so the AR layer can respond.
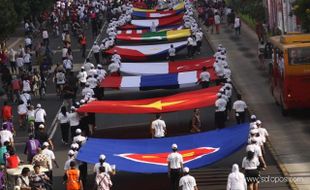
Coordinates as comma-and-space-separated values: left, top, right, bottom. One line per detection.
193, 10, 297, 190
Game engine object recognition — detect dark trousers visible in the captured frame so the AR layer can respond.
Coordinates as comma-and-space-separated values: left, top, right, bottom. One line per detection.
34, 121, 44, 132
70, 125, 79, 141
200, 81, 209, 88
169, 55, 175, 62
10, 61, 17, 73
81, 45, 86, 58
94, 52, 100, 65
60, 123, 70, 143
79, 162, 88, 189
215, 111, 226, 129
197, 41, 202, 53
235, 111, 246, 124
187, 45, 193, 58
169, 169, 181, 190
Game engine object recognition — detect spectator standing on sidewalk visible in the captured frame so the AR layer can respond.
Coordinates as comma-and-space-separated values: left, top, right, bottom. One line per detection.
92, 42, 101, 65
80, 33, 87, 58
214, 12, 221, 34
167, 143, 183, 190
234, 16, 241, 36
226, 164, 247, 190
232, 94, 247, 124
58, 106, 70, 145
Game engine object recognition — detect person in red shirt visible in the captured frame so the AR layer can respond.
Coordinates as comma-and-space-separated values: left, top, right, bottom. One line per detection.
11, 75, 22, 103
6, 149, 21, 169
1, 101, 12, 122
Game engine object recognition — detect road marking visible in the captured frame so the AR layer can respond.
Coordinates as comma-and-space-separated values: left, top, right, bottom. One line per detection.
7, 38, 23, 49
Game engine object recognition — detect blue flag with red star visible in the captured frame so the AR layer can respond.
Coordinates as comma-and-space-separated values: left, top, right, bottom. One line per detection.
77, 124, 249, 173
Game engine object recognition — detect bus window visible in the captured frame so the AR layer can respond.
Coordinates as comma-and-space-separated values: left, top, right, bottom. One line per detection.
288, 47, 310, 65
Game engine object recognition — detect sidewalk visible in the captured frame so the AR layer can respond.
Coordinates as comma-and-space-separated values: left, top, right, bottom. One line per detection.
202, 21, 310, 190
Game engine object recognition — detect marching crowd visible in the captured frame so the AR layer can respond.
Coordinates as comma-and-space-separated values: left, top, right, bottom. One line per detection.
0, 0, 271, 190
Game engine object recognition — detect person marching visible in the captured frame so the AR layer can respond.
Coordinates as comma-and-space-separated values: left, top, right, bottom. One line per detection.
167, 143, 183, 190
179, 167, 198, 190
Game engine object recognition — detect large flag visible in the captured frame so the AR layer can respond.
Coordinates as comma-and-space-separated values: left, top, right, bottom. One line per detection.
120, 57, 215, 75
117, 24, 183, 34
132, 8, 184, 18
77, 86, 221, 114
116, 29, 191, 42
105, 41, 187, 61
100, 70, 217, 91
77, 124, 249, 173
120, 14, 183, 30
133, 2, 185, 12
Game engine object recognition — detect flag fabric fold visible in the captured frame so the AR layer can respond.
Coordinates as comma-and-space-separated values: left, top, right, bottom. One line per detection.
116, 29, 191, 42
120, 57, 215, 75
133, 2, 185, 12
76, 124, 249, 173
105, 41, 187, 61
77, 86, 221, 114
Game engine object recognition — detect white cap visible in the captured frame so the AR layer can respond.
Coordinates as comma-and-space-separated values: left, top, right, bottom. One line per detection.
256, 120, 262, 125
97, 64, 102, 68
68, 150, 75, 155
71, 106, 76, 110
37, 104, 41, 108
217, 93, 222, 98
80, 99, 86, 104
39, 124, 45, 129
99, 154, 106, 160
183, 167, 190, 173
250, 115, 256, 120
71, 143, 79, 149
81, 66, 85, 69
43, 142, 49, 147
171, 144, 178, 149
76, 128, 82, 134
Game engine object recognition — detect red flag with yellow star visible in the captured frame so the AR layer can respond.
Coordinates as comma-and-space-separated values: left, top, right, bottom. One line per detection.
77, 86, 221, 114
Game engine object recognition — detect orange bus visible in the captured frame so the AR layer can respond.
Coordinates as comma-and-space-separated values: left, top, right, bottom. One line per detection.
269, 34, 310, 115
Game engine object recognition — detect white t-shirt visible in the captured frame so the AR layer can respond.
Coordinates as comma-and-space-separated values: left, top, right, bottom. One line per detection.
215, 98, 227, 112
92, 45, 100, 53
233, 100, 247, 112
56, 72, 66, 84
108, 63, 120, 73
34, 108, 47, 122
151, 119, 166, 138
20, 93, 31, 104
0, 130, 13, 144
258, 128, 269, 143
18, 104, 28, 115
167, 152, 183, 169
93, 162, 112, 175
22, 80, 31, 92
246, 144, 262, 158
42, 31, 49, 39
42, 148, 55, 169
58, 112, 69, 124
64, 158, 74, 171
242, 156, 260, 170
77, 71, 87, 83
179, 175, 197, 190
68, 112, 80, 126
62, 48, 68, 58
199, 71, 210, 82
169, 48, 176, 56
73, 135, 87, 144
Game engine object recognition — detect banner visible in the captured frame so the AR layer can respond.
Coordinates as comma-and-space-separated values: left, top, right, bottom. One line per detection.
77, 124, 249, 173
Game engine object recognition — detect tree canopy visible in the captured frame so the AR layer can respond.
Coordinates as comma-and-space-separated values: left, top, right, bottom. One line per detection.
293, 0, 310, 32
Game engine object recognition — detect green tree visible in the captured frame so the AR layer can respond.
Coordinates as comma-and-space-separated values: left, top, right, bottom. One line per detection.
0, 0, 18, 41
293, 0, 310, 32
13, 0, 30, 21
